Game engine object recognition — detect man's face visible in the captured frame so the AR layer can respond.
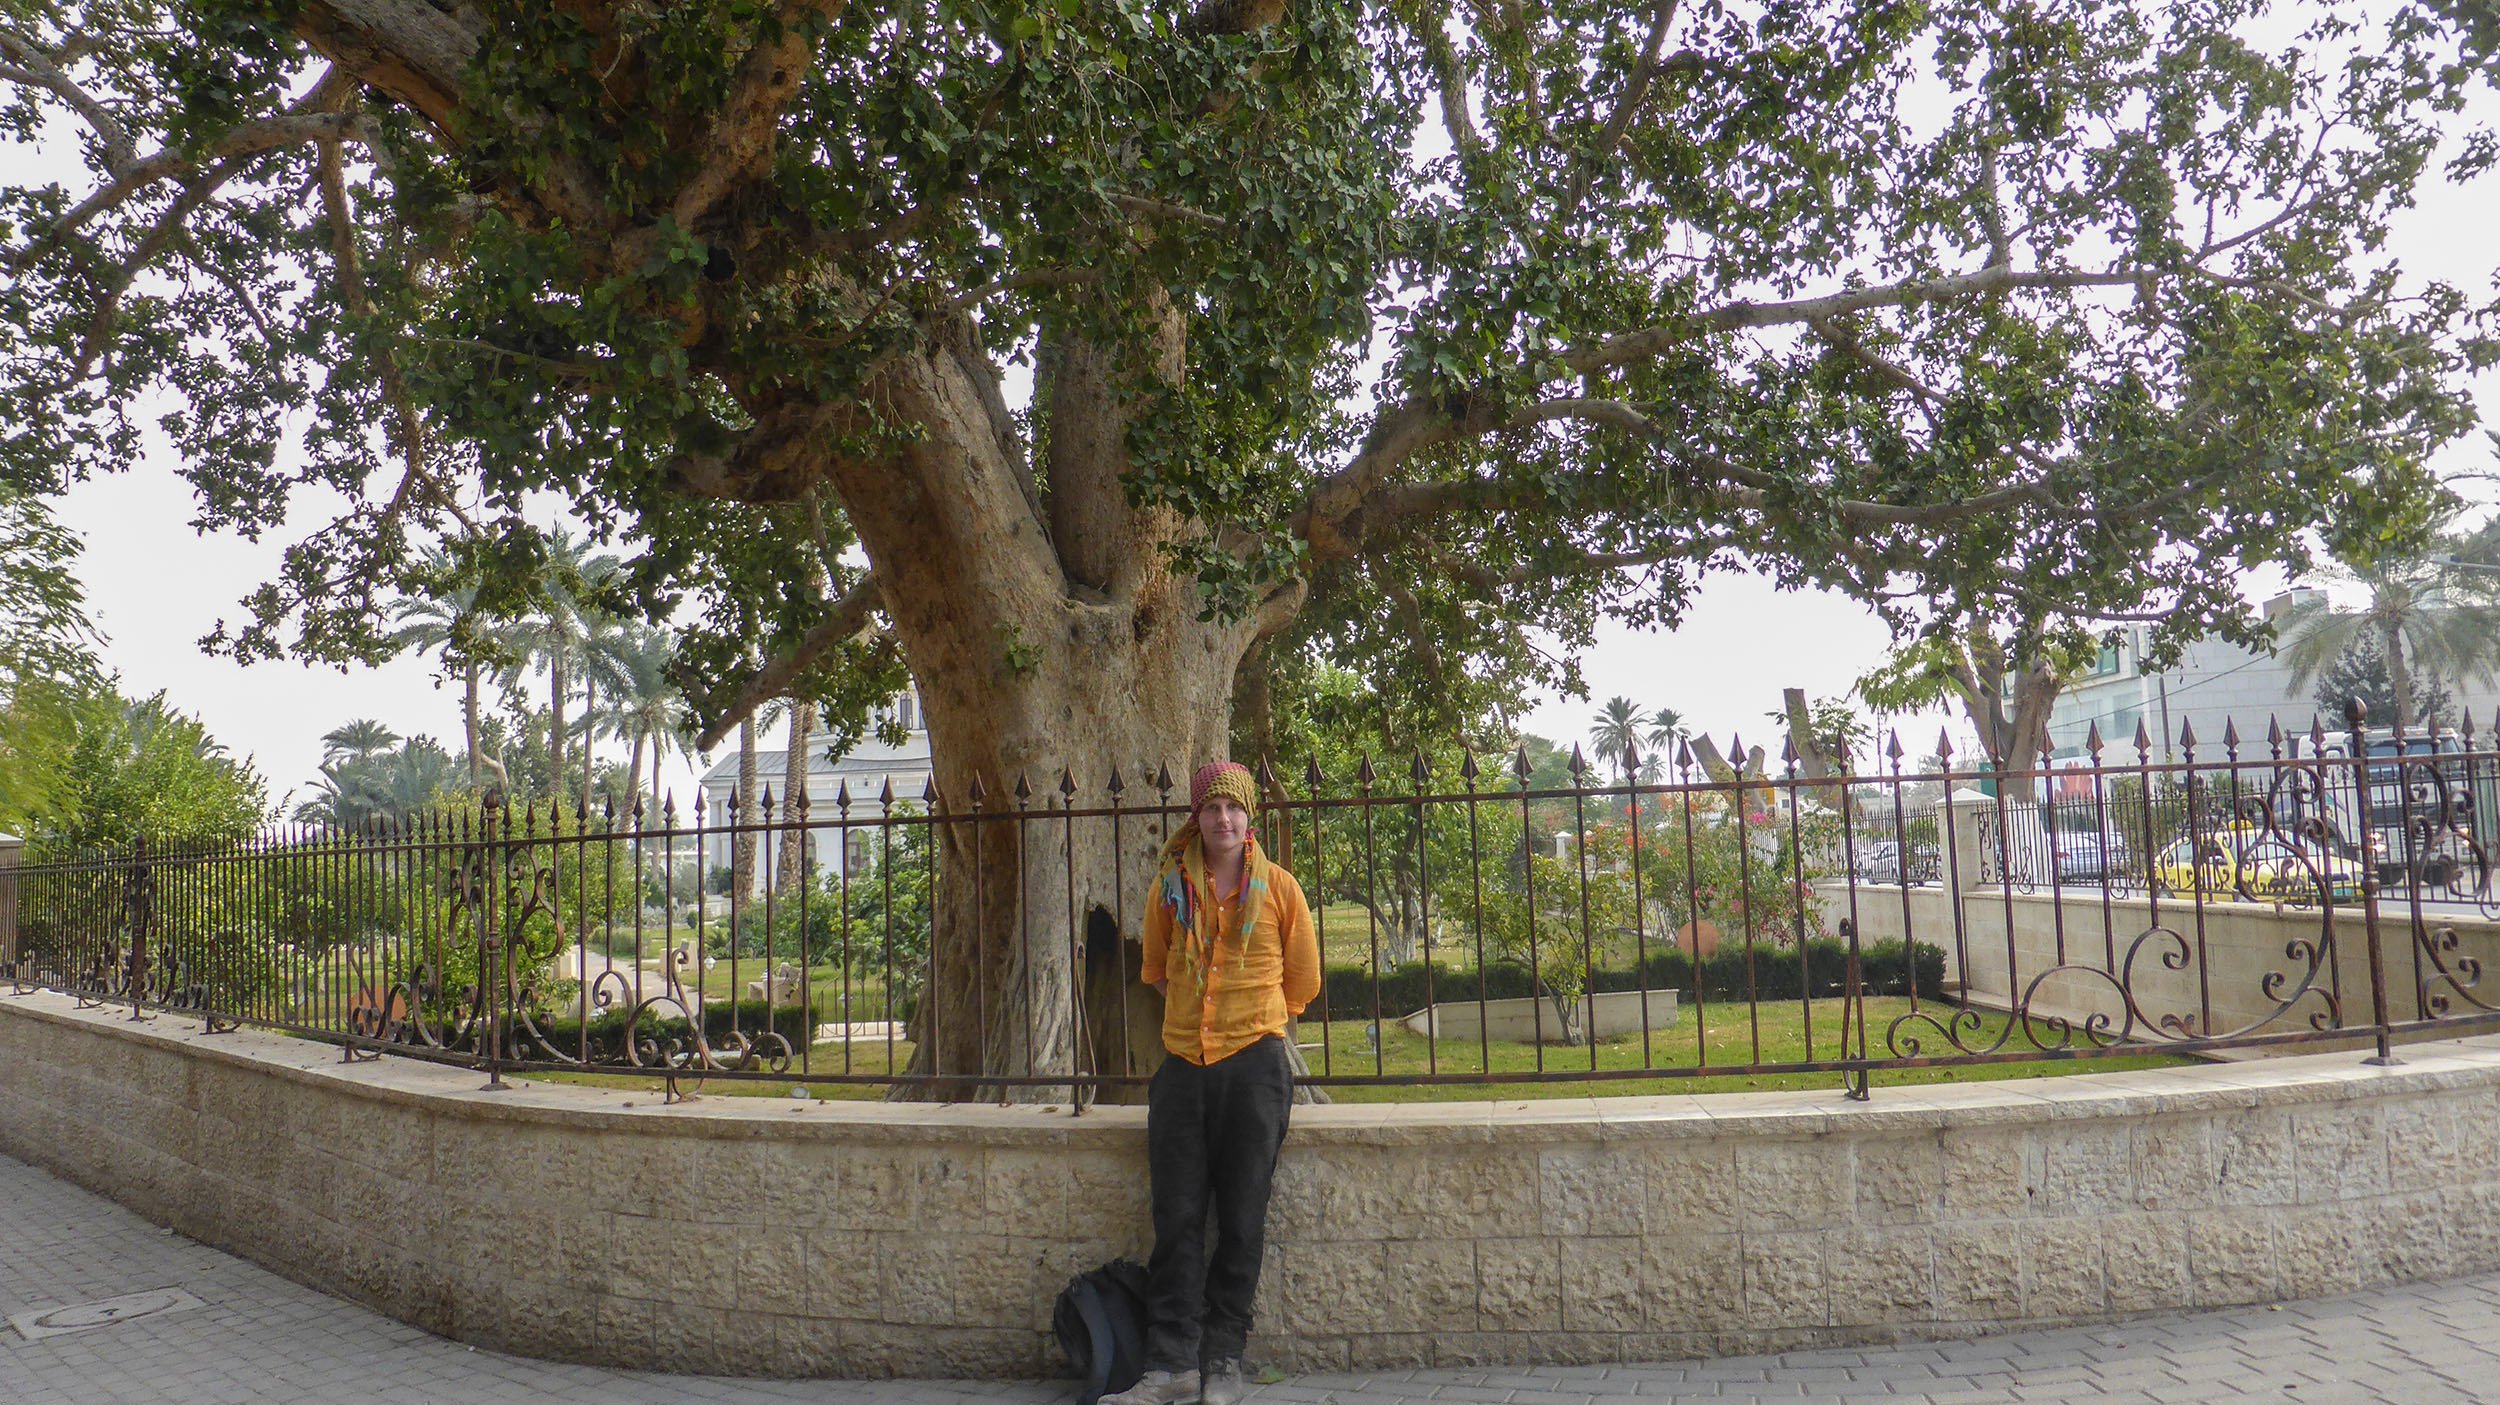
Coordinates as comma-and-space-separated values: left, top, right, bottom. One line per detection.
1196, 796, 1252, 863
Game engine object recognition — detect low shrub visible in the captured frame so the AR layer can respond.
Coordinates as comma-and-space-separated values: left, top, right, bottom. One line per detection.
1307, 938, 1944, 1020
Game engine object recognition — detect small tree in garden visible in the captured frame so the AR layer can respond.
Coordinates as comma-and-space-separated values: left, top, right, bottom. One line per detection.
2311, 640, 2457, 733
1468, 815, 1628, 1045
1645, 796, 1836, 956
836, 806, 934, 1023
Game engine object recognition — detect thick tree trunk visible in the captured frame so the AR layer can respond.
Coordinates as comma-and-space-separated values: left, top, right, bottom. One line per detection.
895, 587, 1255, 1101
773, 321, 1295, 1102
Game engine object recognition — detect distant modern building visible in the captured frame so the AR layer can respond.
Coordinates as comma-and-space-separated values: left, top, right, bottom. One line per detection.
2044, 589, 2500, 767
695, 691, 932, 874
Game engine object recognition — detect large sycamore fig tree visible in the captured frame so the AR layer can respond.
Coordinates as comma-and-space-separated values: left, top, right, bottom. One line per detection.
1, 0, 2488, 1089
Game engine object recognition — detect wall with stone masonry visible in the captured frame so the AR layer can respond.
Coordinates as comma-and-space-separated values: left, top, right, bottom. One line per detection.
6, 990, 2500, 1378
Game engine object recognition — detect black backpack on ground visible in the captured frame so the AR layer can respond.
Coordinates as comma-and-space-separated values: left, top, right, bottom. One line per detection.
1053, 1258, 1152, 1405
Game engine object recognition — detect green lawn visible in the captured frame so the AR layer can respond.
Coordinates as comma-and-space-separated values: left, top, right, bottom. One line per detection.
1303, 995, 2193, 1100
529, 995, 2191, 1103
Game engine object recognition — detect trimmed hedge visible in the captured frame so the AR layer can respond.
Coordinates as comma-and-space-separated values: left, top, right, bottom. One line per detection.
1306, 938, 1944, 1021
532, 994, 825, 1062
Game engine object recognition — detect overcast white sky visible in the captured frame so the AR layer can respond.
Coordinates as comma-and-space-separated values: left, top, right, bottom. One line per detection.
30, 17, 2500, 813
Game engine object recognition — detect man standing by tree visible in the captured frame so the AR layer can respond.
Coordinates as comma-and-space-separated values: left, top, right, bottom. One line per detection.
1110, 761, 1319, 1405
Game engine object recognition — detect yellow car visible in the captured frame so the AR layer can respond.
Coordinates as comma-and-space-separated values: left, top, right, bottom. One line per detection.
2150, 829, 2362, 905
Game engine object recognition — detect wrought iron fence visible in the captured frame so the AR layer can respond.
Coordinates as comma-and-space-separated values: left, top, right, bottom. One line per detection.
9, 705, 2500, 1103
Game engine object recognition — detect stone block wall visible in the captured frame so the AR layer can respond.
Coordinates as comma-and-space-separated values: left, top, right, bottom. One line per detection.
5, 992, 2500, 1378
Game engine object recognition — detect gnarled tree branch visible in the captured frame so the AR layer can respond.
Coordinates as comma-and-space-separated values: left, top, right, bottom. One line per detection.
1555, 2, 1688, 224
0, 26, 136, 171
291, 0, 480, 130
10, 108, 366, 274
667, 1, 848, 230
1564, 264, 2140, 373
693, 572, 887, 749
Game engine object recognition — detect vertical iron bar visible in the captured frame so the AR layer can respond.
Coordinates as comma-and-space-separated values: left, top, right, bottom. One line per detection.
1630, 744, 1657, 1068
1781, 745, 1810, 1059
1109, 769, 1132, 1086
1063, 769, 1083, 1111
478, 797, 507, 1089
1359, 757, 1384, 1077
919, 779, 938, 1086
2344, 699, 2398, 1064
1304, 759, 1329, 1080
1571, 752, 1596, 1068
1462, 752, 1490, 1076
1412, 752, 1437, 1078
1675, 743, 1709, 1067
796, 784, 814, 1077
1015, 774, 1034, 1087
970, 773, 989, 1092
1519, 748, 1545, 1071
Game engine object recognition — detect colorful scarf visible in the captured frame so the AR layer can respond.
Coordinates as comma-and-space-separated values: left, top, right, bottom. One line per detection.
1154, 823, 1273, 991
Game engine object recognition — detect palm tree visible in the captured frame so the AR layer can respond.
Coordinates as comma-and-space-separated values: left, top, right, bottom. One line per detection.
495, 527, 623, 800
390, 558, 507, 785
1640, 707, 1688, 780
731, 715, 759, 899
295, 737, 457, 831
1644, 707, 1687, 750
321, 718, 400, 764
776, 692, 819, 894
1588, 696, 1648, 782
2275, 551, 2500, 731
597, 625, 685, 816
568, 612, 639, 819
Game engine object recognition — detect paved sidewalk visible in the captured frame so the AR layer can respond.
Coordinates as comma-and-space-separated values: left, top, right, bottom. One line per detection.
4, 1152, 2496, 1404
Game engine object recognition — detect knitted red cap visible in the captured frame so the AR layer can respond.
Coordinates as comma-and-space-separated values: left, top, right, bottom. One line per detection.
1190, 760, 1255, 812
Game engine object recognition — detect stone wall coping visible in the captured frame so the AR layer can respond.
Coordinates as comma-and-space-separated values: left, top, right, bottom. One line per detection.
13, 989, 2500, 1147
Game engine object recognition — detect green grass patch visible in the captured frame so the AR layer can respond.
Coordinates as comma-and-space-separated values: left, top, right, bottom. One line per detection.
1302, 995, 2192, 1099
524, 996, 2191, 1103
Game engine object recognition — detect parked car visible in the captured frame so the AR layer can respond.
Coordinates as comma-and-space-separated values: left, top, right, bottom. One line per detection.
2051, 832, 2130, 882
1853, 839, 1941, 885
2150, 825, 2361, 904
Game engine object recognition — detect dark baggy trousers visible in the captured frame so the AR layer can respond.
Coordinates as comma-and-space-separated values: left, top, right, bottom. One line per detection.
1141, 1034, 1294, 1372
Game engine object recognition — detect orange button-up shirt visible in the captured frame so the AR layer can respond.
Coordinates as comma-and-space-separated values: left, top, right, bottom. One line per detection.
1141, 862, 1321, 1065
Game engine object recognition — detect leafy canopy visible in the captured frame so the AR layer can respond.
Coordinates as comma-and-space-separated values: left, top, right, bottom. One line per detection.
47, 689, 268, 850
0, 0, 2493, 745
0, 483, 100, 832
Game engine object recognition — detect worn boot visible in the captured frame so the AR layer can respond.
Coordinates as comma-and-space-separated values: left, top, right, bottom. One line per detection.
1100, 1367, 1201, 1405
1199, 1357, 1248, 1405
